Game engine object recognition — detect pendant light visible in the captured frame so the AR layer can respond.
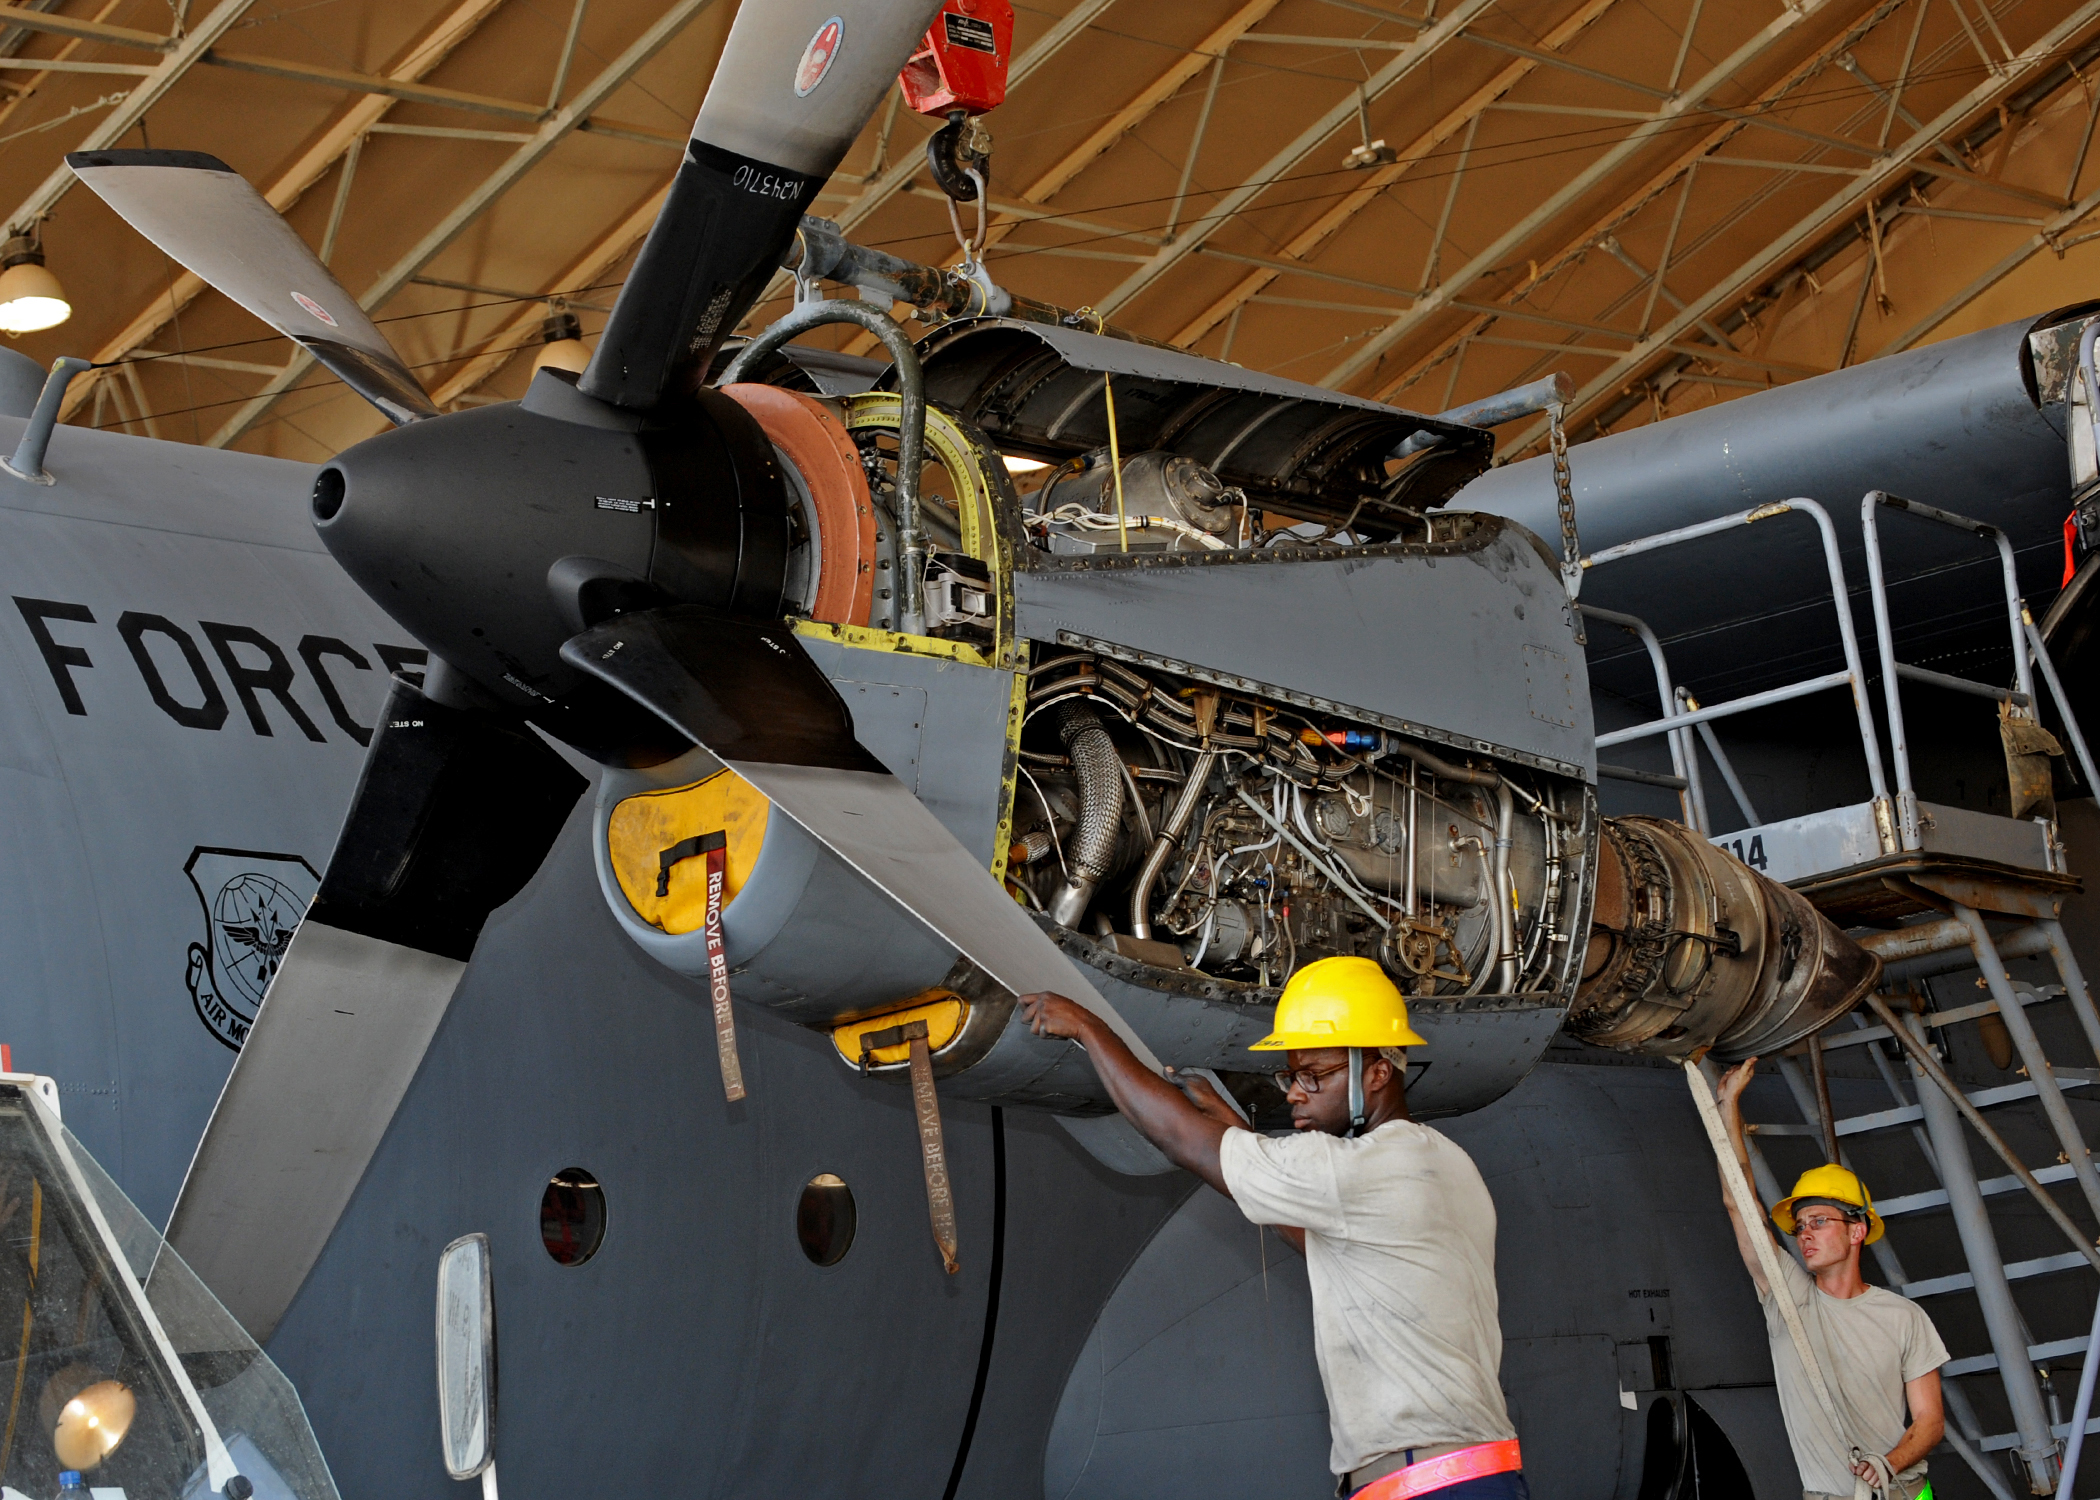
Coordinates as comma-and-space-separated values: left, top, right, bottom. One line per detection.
529, 306, 589, 376
0, 228, 70, 334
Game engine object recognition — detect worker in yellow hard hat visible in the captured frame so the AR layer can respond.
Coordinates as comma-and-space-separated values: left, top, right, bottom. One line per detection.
1021, 956, 1527, 1500
1715, 1058, 1947, 1500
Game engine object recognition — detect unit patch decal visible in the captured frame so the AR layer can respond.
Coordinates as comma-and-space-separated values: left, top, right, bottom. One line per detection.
290, 291, 338, 327
183, 846, 320, 1051
794, 16, 843, 97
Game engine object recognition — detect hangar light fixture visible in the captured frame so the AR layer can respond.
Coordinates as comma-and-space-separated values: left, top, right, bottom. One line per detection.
529, 306, 590, 377
0, 231, 70, 334
52, 1378, 136, 1469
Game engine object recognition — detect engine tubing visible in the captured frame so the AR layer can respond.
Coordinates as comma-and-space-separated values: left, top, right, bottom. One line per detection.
1049, 700, 1125, 926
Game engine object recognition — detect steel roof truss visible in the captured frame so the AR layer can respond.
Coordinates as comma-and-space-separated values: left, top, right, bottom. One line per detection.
205, 0, 721, 448
1320, 0, 1867, 390
1511, 1, 2100, 445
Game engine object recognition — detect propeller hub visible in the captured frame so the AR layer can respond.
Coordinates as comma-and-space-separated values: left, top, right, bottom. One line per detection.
314, 369, 790, 764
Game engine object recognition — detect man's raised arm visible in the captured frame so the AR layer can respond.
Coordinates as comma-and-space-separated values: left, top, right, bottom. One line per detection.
1018, 991, 1245, 1194
1716, 1057, 1772, 1295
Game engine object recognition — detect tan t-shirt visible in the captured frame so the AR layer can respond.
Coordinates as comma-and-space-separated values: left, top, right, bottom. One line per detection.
1761, 1251, 1948, 1496
1218, 1120, 1513, 1477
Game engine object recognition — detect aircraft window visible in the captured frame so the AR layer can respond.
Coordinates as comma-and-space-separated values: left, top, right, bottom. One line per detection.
796, 1174, 855, 1267
538, 1169, 605, 1267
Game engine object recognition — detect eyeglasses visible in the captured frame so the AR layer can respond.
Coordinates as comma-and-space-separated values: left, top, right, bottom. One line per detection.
1270, 1062, 1351, 1096
1791, 1212, 1862, 1237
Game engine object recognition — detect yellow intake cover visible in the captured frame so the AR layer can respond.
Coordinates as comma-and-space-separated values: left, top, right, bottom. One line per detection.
606, 770, 769, 934
832, 992, 969, 1067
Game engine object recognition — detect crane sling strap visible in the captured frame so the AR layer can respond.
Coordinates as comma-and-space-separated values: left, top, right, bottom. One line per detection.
1683, 1061, 1897, 1500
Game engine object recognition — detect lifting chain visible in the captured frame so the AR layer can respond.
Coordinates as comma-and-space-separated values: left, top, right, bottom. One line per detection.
1548, 402, 1585, 646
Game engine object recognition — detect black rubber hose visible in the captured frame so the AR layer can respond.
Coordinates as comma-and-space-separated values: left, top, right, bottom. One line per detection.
719, 299, 928, 632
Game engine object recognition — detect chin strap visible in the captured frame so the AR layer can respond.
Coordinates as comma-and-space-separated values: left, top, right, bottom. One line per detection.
1348, 1047, 1368, 1137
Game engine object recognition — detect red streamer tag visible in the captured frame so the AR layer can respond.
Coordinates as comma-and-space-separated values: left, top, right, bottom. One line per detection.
701, 831, 745, 1102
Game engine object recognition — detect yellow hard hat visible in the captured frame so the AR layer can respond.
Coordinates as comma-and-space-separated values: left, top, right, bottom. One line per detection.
1772, 1163, 1884, 1244
1249, 956, 1427, 1051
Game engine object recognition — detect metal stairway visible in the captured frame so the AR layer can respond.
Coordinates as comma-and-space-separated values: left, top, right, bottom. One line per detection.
1581, 492, 2100, 1498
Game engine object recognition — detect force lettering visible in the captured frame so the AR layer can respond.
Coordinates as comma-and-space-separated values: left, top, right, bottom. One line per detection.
14, 595, 424, 747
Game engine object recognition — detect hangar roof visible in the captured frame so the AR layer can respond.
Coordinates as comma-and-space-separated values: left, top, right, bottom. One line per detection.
0, 0, 2094, 462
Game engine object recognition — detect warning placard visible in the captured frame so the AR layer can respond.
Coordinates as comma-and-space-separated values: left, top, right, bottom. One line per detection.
943, 12, 997, 52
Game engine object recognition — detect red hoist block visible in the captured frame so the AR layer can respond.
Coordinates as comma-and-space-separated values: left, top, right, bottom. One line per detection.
898, 0, 1013, 117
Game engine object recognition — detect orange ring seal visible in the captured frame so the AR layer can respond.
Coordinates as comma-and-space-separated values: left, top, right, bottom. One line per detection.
721, 383, 876, 625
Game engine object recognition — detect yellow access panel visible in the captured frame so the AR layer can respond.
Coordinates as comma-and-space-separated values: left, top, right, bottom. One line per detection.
605, 769, 770, 934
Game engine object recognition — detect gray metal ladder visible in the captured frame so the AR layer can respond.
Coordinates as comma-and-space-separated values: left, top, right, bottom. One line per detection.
1584, 491, 2100, 1497
1737, 969, 2100, 1499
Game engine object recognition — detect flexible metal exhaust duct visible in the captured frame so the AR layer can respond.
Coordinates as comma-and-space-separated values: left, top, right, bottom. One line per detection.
1048, 701, 1126, 928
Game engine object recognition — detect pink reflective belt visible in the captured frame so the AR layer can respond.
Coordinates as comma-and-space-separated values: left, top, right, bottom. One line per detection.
1355, 1440, 1523, 1500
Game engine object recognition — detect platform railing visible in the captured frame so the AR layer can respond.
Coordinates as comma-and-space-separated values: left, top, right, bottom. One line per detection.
1580, 497, 1896, 852
1585, 493, 2100, 1494
1576, 602, 1709, 831
1862, 491, 2043, 851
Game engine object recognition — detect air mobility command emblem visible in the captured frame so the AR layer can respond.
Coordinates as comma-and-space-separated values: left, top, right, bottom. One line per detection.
183, 847, 319, 1050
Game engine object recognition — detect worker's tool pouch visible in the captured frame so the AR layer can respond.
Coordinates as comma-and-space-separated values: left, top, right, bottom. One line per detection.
860, 1018, 960, 1274
695, 830, 745, 1102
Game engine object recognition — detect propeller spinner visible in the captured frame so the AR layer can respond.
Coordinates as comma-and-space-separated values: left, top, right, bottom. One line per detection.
75, 0, 1162, 1341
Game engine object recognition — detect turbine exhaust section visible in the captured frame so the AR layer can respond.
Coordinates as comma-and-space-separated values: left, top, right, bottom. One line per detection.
1570, 816, 1880, 1062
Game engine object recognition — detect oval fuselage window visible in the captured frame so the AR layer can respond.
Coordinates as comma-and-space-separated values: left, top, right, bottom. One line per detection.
797, 1173, 855, 1266
540, 1168, 606, 1266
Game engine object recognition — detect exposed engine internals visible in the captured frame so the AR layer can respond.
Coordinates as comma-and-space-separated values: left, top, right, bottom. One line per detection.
1009, 650, 1596, 999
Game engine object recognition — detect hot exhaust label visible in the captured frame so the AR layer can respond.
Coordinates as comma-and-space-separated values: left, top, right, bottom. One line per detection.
794, 16, 843, 97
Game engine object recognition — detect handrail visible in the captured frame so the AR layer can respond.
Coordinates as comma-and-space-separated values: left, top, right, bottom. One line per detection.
1862, 490, 2038, 850
2024, 614, 2100, 797
1894, 661, 2029, 707
1580, 497, 1893, 849
1680, 687, 1764, 826
1596, 670, 1856, 746
1576, 602, 1708, 831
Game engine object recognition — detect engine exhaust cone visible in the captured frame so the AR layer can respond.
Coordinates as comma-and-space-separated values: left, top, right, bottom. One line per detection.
1570, 816, 1880, 1061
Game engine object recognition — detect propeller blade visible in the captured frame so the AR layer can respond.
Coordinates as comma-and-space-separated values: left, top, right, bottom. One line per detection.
66, 149, 438, 425
581, 0, 946, 409
167, 678, 585, 1340
561, 606, 1163, 1066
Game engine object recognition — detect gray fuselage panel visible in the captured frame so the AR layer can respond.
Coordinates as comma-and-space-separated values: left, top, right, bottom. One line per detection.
0, 416, 421, 1225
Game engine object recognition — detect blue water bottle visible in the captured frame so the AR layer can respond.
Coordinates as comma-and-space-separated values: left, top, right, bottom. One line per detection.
54, 1471, 86, 1500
